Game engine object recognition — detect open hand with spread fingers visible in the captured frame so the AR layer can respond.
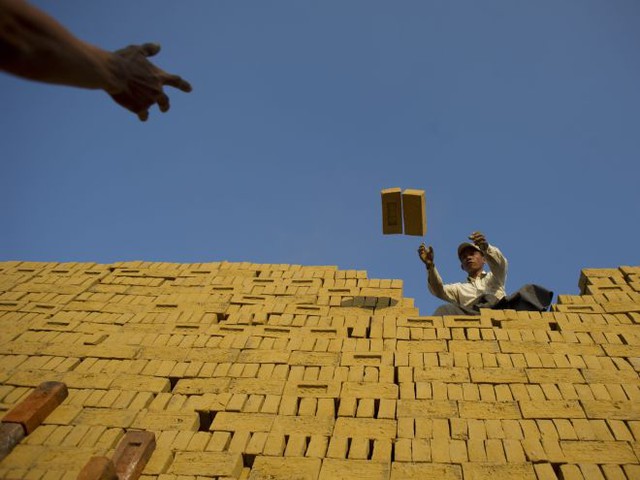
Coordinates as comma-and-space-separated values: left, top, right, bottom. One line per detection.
107, 43, 192, 121
418, 243, 435, 268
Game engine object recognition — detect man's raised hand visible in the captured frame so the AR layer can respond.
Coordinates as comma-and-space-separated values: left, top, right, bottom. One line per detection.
469, 231, 488, 252
107, 43, 192, 121
418, 243, 435, 268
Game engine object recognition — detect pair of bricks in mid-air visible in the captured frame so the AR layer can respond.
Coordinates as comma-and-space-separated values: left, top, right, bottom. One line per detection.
381, 188, 426, 236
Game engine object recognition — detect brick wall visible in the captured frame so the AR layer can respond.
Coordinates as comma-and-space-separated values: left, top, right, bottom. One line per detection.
0, 261, 639, 479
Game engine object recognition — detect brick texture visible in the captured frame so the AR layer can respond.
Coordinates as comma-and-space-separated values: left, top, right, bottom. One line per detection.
1, 260, 639, 479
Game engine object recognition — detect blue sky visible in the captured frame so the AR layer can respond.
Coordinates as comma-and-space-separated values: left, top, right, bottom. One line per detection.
1, 0, 639, 314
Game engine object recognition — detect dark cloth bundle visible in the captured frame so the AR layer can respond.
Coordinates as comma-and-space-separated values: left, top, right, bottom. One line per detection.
455, 284, 554, 315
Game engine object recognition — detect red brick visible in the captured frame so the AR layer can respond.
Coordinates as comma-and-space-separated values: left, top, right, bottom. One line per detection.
1, 381, 68, 434
77, 456, 117, 480
112, 430, 156, 480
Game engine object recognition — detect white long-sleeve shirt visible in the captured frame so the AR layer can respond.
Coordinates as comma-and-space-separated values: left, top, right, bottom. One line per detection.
427, 244, 508, 307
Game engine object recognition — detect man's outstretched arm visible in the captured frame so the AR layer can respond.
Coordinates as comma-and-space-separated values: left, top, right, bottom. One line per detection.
0, 0, 191, 120
418, 243, 458, 304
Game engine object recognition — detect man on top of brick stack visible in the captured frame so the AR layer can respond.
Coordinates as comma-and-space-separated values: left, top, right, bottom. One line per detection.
418, 232, 553, 315
418, 231, 507, 315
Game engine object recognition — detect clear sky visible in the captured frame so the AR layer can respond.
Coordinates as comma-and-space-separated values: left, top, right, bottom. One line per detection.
2, 0, 639, 315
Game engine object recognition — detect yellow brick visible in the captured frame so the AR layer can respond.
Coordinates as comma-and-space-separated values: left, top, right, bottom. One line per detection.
459, 401, 521, 420
245, 431, 268, 455
23, 424, 58, 445
462, 463, 536, 480
141, 448, 174, 475
560, 440, 637, 463
390, 463, 461, 480
210, 412, 275, 433
582, 400, 640, 420
262, 433, 286, 456
169, 452, 243, 477
172, 378, 231, 395
380, 188, 402, 235
206, 431, 232, 452
397, 399, 457, 418
319, 458, 389, 480
284, 380, 341, 398
340, 382, 397, 399
272, 416, 334, 436
449, 439, 468, 462
348, 437, 372, 460
250, 457, 321, 480
215, 428, 243, 452
431, 437, 450, 462
110, 374, 171, 392
303, 435, 327, 458
31, 446, 104, 471
401, 189, 426, 236
470, 367, 527, 383
519, 400, 585, 419
132, 411, 199, 431
41, 405, 82, 426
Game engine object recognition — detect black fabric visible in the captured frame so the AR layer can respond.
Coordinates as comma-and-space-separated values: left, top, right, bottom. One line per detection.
456, 284, 554, 314
493, 284, 554, 312
434, 303, 474, 315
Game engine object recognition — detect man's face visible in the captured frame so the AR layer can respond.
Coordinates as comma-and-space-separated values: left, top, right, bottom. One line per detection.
460, 248, 485, 276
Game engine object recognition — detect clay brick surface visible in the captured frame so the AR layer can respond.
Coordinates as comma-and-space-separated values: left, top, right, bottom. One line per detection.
112, 430, 155, 480
519, 400, 586, 419
320, 458, 390, 480
249, 456, 321, 480
169, 451, 243, 476
401, 189, 426, 237
470, 368, 527, 384
211, 412, 275, 433
397, 399, 458, 418
381, 188, 403, 235
462, 462, 536, 479
1, 261, 640, 477
271, 416, 334, 436
458, 401, 521, 419
560, 440, 637, 463
1, 381, 68, 434
334, 418, 396, 439
77, 456, 117, 480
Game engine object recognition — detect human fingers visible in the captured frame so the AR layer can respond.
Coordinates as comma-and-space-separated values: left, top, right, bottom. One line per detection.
470, 233, 488, 250
163, 74, 192, 92
140, 43, 161, 57
157, 93, 170, 113
137, 110, 149, 122
470, 234, 485, 245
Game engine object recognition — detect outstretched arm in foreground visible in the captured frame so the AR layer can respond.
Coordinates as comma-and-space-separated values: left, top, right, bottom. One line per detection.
0, 0, 191, 120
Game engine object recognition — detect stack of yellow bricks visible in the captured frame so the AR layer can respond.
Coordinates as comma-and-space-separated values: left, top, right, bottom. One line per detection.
0, 260, 639, 479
